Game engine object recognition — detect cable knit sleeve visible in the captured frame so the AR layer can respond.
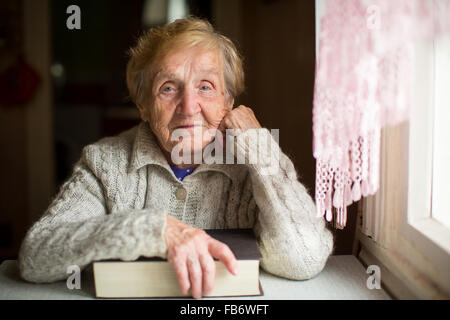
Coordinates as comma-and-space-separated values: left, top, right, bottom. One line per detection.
235, 128, 334, 280
18, 149, 167, 284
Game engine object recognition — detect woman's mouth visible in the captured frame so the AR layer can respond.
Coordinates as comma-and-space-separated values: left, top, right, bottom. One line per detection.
176, 124, 203, 129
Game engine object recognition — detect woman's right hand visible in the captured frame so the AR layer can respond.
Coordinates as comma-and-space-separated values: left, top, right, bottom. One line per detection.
164, 215, 239, 299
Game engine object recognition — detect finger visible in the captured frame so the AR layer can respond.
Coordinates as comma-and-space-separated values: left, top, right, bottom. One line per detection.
187, 255, 203, 299
199, 252, 216, 295
223, 114, 235, 129
171, 256, 190, 295
214, 125, 225, 150
217, 116, 227, 134
219, 107, 233, 130
208, 240, 239, 275
217, 119, 230, 149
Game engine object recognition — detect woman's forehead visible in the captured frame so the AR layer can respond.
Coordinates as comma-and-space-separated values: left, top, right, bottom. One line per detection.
155, 68, 220, 83
157, 47, 223, 76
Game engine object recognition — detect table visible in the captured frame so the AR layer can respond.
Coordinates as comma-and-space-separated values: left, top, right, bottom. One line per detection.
0, 255, 391, 300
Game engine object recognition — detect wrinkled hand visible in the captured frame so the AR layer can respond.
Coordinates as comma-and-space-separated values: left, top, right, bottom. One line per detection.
218, 105, 262, 131
164, 215, 239, 299
217, 105, 262, 148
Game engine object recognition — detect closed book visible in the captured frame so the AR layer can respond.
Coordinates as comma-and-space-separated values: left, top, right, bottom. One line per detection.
93, 229, 263, 298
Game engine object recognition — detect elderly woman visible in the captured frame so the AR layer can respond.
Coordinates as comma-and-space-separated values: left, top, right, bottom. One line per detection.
18, 18, 333, 298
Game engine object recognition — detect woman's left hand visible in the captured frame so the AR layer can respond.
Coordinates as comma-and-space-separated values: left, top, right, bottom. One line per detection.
216, 105, 262, 148
218, 105, 262, 132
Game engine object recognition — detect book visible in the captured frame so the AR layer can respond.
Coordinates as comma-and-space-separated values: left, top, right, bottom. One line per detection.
92, 229, 263, 298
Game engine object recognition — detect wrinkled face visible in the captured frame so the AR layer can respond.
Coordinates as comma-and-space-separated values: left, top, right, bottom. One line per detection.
138, 46, 233, 165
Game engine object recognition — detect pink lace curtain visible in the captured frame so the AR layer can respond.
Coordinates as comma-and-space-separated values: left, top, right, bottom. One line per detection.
313, 0, 450, 228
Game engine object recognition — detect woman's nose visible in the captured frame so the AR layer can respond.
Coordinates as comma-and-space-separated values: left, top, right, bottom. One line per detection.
177, 89, 200, 116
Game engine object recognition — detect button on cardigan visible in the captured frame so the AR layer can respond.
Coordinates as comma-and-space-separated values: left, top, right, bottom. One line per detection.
18, 121, 334, 283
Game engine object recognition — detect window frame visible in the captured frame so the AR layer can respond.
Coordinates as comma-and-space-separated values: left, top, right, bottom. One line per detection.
401, 35, 450, 270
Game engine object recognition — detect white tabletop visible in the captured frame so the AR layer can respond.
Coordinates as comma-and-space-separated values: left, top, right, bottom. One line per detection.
0, 255, 391, 300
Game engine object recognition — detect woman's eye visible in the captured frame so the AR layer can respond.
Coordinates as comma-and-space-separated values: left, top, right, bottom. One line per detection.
162, 86, 175, 93
200, 81, 213, 91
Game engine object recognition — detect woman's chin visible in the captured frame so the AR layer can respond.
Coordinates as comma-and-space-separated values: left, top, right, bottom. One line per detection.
169, 141, 211, 165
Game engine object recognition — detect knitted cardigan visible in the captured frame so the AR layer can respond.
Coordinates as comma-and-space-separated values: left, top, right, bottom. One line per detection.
18, 121, 334, 283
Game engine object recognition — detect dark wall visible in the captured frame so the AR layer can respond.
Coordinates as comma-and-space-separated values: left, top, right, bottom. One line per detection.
233, 0, 358, 254
240, 0, 317, 194
0, 0, 28, 262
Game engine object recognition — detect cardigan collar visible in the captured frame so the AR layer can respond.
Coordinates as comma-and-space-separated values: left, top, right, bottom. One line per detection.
128, 122, 240, 182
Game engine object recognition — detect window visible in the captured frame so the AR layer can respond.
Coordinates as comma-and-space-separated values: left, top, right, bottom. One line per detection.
406, 34, 450, 258
431, 35, 450, 229
314, 0, 450, 298
359, 34, 450, 299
